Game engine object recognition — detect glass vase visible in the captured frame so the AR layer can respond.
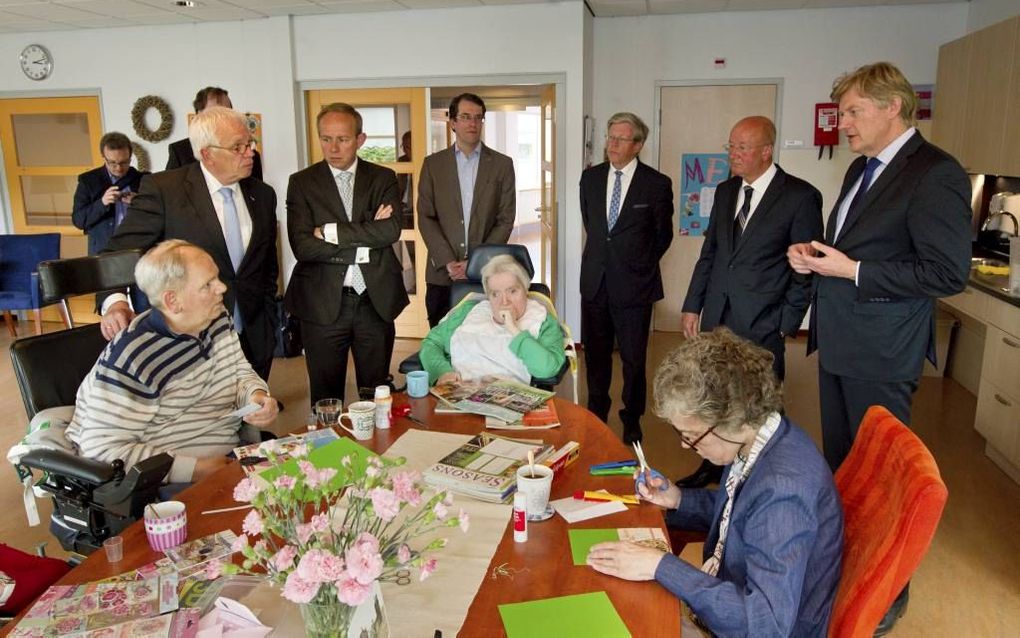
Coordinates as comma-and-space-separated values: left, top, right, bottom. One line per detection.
298, 583, 388, 638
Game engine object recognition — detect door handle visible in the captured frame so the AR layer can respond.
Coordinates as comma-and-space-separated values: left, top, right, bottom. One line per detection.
1002, 337, 1019, 349
994, 394, 1012, 407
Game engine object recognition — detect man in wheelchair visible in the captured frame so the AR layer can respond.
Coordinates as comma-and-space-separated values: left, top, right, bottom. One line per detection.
11, 240, 278, 554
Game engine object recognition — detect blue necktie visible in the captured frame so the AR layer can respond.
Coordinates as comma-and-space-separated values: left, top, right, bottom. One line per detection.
836, 157, 881, 240
608, 170, 623, 231
219, 186, 245, 331
337, 171, 367, 294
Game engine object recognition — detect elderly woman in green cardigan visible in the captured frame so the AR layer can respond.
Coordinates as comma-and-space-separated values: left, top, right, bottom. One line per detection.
420, 254, 566, 385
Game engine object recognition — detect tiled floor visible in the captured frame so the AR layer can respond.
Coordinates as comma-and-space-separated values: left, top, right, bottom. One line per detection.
1, 323, 1017, 635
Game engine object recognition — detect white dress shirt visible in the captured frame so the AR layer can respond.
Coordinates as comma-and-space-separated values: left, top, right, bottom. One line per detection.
734, 163, 778, 227
605, 157, 639, 222
321, 158, 360, 288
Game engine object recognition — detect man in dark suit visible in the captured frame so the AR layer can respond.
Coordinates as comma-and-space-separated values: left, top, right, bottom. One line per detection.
72, 132, 149, 310
166, 86, 263, 182
789, 62, 971, 473
418, 93, 516, 326
100, 107, 279, 381
285, 103, 408, 405
580, 112, 674, 444
678, 115, 823, 487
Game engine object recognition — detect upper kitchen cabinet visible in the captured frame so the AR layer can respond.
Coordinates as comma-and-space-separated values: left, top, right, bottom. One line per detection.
933, 15, 1020, 176
932, 36, 971, 162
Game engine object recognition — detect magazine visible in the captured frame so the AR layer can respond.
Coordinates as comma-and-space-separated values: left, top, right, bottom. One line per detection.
486, 399, 560, 430
431, 376, 554, 422
233, 428, 340, 475
424, 432, 555, 503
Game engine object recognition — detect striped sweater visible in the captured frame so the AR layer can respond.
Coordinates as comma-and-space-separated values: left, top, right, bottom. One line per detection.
67, 309, 266, 483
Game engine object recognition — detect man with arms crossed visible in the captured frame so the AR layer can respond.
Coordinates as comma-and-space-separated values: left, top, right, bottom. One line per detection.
580, 112, 674, 444
678, 115, 822, 487
285, 103, 408, 405
418, 93, 516, 327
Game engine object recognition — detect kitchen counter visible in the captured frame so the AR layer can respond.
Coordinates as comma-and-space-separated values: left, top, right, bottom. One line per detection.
969, 270, 1020, 308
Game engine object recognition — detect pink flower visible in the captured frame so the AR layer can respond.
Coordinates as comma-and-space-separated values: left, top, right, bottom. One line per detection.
281, 571, 320, 604
273, 545, 298, 572
442, 492, 454, 506
231, 533, 248, 552
296, 549, 327, 583
300, 461, 338, 489
458, 509, 470, 533
433, 501, 448, 520
296, 523, 315, 545
366, 464, 380, 477
310, 512, 330, 534
392, 471, 423, 506
204, 558, 224, 580
335, 574, 372, 606
345, 542, 383, 585
274, 475, 296, 490
353, 532, 380, 555
419, 558, 438, 582
369, 487, 400, 522
242, 510, 263, 536
233, 477, 262, 502
397, 544, 411, 564
290, 443, 309, 458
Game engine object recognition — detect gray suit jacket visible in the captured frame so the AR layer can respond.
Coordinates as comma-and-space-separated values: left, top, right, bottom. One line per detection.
417, 143, 516, 285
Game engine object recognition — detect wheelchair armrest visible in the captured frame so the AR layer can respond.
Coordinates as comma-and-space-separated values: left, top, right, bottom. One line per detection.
398, 352, 423, 375
531, 358, 570, 392
20, 449, 120, 485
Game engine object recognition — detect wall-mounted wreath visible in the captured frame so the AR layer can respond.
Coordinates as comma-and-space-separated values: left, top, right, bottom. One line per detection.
130, 141, 150, 173
130, 95, 174, 143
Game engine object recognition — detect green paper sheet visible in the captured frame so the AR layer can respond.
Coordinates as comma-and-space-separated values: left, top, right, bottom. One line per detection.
498, 591, 631, 638
259, 437, 375, 484
568, 528, 620, 565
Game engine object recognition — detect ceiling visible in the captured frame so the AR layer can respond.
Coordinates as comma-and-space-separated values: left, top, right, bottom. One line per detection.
0, 0, 965, 34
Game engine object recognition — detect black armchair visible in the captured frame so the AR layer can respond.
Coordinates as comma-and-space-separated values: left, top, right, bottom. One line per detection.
399, 244, 572, 392
11, 251, 171, 556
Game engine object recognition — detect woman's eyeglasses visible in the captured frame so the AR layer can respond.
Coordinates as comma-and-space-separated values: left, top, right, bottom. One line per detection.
675, 424, 744, 449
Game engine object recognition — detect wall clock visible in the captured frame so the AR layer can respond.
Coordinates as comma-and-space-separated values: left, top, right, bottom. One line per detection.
19, 44, 53, 81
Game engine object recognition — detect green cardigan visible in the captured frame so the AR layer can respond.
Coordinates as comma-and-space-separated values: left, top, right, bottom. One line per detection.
420, 300, 566, 383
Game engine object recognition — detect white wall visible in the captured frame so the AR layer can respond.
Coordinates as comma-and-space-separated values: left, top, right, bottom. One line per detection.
592, 3, 969, 214
967, 0, 1020, 31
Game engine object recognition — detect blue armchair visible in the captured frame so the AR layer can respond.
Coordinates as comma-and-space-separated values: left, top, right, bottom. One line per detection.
0, 233, 64, 337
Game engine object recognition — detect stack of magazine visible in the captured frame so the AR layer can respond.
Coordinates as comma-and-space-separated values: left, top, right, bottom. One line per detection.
430, 376, 554, 423
424, 432, 555, 503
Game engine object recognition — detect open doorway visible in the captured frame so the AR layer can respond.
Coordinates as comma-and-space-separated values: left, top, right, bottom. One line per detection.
429, 85, 556, 296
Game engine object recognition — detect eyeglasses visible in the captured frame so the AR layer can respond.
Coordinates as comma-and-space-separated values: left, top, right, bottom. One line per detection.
208, 139, 255, 155
674, 424, 744, 449
723, 143, 768, 153
104, 158, 131, 167
607, 135, 637, 145
454, 114, 485, 123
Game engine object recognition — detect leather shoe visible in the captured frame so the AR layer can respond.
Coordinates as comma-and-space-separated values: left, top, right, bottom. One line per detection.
623, 427, 643, 445
873, 584, 909, 636
675, 460, 723, 488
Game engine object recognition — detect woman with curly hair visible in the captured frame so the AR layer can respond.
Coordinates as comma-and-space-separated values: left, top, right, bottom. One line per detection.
587, 328, 844, 636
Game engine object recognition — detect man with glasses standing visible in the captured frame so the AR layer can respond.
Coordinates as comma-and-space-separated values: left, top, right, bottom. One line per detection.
676, 116, 822, 488
580, 112, 674, 444
72, 132, 149, 310
166, 86, 263, 182
418, 93, 516, 327
99, 107, 280, 381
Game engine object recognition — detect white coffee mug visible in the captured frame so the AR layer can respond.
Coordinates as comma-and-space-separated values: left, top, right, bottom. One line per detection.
339, 400, 376, 441
515, 464, 554, 518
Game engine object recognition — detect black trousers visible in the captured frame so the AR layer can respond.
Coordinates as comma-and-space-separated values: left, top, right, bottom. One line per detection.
425, 283, 453, 328
718, 303, 785, 382
818, 365, 918, 471
238, 329, 273, 382
581, 283, 652, 433
301, 289, 394, 406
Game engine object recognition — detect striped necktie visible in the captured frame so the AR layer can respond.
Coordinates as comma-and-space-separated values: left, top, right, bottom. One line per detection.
336, 171, 366, 294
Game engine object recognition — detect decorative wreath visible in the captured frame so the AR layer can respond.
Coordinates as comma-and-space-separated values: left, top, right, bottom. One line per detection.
131, 95, 174, 143
130, 141, 150, 173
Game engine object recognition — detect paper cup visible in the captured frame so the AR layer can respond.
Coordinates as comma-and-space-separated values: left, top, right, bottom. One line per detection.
516, 464, 553, 518
144, 500, 187, 552
103, 535, 123, 562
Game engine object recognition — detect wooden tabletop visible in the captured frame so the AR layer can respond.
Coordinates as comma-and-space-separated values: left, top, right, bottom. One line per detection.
3, 397, 680, 637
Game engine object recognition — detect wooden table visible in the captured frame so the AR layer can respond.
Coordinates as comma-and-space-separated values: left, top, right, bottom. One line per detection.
3, 397, 680, 637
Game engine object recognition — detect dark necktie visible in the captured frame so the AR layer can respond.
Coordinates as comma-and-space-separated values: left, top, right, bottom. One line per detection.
836, 157, 881, 240
733, 185, 753, 240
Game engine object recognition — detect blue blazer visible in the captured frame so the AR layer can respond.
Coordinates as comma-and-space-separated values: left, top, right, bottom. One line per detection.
655, 417, 844, 637
71, 165, 147, 255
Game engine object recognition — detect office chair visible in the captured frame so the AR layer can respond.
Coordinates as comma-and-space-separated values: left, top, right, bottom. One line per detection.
0, 233, 66, 337
36, 249, 142, 329
399, 244, 574, 394
828, 406, 948, 637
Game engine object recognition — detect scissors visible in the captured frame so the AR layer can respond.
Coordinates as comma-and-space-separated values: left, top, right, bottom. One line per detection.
632, 441, 669, 494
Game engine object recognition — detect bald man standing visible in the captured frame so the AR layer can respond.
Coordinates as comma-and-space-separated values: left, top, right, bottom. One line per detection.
678, 115, 823, 488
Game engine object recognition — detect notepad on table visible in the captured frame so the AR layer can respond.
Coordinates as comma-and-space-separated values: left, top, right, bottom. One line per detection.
498, 591, 631, 638
568, 527, 670, 566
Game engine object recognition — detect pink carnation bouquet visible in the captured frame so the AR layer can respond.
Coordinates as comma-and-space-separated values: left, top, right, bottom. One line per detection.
220, 440, 469, 636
